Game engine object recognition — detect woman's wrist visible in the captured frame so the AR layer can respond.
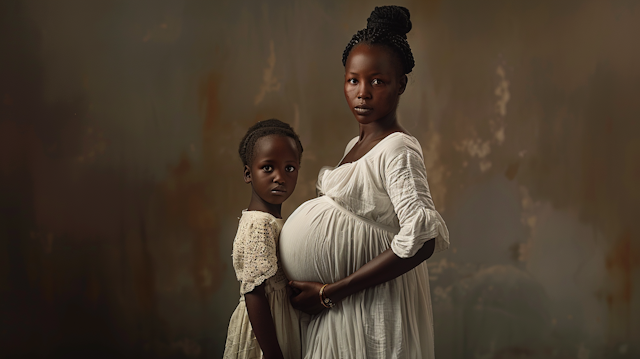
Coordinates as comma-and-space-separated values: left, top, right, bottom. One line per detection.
319, 284, 335, 308
323, 277, 352, 304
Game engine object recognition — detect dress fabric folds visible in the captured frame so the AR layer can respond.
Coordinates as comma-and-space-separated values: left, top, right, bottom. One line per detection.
280, 132, 450, 359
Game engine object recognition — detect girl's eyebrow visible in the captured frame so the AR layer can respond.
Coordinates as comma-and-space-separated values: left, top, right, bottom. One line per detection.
349, 71, 383, 76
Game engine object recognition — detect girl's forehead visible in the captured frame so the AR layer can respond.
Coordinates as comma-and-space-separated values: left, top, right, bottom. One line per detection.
255, 134, 295, 147
253, 135, 300, 158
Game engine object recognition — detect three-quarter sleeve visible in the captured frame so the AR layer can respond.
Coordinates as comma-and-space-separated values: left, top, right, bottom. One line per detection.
233, 216, 279, 295
384, 145, 450, 258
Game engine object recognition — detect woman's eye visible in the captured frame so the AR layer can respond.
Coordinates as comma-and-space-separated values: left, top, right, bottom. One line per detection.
348, 78, 358, 84
372, 78, 382, 85
285, 165, 296, 173
262, 165, 273, 172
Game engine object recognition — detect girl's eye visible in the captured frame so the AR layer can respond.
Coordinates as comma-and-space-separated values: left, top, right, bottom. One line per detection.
285, 165, 296, 173
372, 78, 382, 85
262, 165, 273, 172
348, 78, 358, 84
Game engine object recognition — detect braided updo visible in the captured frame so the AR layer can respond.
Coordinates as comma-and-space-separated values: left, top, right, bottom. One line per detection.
238, 119, 303, 167
342, 5, 415, 75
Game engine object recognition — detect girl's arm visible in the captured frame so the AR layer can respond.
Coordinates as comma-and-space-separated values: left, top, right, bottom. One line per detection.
245, 283, 284, 359
235, 215, 288, 358
289, 239, 435, 315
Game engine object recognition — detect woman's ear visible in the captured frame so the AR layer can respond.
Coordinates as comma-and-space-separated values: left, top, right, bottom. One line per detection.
398, 74, 408, 95
243, 165, 252, 184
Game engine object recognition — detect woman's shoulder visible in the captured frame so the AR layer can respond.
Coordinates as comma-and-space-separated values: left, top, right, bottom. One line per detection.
343, 136, 359, 156
377, 132, 423, 160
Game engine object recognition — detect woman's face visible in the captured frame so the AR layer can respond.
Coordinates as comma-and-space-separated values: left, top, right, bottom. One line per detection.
344, 44, 407, 125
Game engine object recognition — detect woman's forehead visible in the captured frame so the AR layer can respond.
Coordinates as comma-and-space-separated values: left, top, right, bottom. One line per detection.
345, 44, 402, 74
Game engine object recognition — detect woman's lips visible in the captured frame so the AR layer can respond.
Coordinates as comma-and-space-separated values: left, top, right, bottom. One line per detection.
354, 106, 373, 115
271, 186, 287, 195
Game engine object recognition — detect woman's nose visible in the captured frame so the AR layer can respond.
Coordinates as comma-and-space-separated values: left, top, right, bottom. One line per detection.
357, 83, 371, 99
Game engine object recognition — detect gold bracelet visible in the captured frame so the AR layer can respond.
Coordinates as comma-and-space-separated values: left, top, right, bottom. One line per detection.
319, 284, 335, 309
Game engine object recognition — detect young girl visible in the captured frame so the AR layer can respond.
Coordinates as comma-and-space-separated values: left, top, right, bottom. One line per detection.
223, 119, 304, 359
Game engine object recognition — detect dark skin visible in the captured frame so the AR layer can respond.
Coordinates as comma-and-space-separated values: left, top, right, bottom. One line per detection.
244, 135, 300, 218
340, 43, 408, 164
245, 285, 284, 359
288, 43, 436, 315
243, 135, 300, 359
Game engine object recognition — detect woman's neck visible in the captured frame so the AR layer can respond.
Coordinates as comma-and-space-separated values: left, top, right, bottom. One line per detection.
358, 114, 405, 142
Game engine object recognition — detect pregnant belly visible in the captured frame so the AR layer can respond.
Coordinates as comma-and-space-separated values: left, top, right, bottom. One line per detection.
279, 196, 395, 283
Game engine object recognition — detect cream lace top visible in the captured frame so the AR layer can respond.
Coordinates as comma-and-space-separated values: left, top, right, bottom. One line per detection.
224, 210, 301, 359
232, 210, 287, 296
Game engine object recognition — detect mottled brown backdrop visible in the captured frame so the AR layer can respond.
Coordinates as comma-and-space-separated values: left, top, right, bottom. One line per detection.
1, 0, 638, 358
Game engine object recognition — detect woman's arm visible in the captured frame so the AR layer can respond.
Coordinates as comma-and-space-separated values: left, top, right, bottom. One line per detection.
290, 142, 447, 315
289, 238, 435, 315
245, 282, 285, 359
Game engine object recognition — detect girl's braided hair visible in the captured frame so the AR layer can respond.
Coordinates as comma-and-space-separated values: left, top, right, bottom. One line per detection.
342, 5, 415, 75
238, 119, 303, 167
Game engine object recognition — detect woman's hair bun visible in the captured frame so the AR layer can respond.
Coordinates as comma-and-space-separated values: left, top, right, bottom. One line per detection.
366, 5, 412, 37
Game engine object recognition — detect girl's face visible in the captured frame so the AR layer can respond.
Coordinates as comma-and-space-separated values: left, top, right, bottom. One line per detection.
244, 135, 300, 210
344, 44, 407, 125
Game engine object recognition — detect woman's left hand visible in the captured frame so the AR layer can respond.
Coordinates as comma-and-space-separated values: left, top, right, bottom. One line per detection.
288, 280, 327, 315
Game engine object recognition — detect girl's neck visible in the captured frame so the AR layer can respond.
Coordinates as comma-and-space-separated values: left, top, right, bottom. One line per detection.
247, 196, 282, 219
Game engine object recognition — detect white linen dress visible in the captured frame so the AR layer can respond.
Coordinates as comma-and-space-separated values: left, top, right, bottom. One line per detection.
279, 132, 449, 359
224, 210, 302, 359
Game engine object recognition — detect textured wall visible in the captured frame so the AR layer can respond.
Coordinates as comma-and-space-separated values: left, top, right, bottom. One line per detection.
1, 0, 638, 358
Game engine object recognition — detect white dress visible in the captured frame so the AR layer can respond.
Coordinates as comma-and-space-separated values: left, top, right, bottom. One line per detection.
279, 132, 449, 359
224, 211, 302, 359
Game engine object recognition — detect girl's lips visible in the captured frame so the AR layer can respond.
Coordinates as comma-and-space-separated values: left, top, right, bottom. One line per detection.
354, 107, 373, 115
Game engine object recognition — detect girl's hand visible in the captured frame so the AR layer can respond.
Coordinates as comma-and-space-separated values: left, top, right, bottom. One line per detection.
288, 280, 327, 315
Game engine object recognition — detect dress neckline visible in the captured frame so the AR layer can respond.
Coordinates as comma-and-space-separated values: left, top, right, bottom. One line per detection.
242, 209, 284, 221
336, 131, 408, 169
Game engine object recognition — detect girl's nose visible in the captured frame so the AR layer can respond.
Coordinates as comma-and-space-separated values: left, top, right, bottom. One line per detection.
273, 169, 285, 184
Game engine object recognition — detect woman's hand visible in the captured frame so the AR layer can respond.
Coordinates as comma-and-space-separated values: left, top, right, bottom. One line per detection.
288, 280, 327, 315
288, 241, 436, 315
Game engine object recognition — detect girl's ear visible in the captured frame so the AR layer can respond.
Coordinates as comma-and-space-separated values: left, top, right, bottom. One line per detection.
398, 74, 407, 95
243, 165, 252, 184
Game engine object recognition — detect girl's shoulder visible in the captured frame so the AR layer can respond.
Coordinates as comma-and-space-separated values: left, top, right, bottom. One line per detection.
240, 209, 277, 220
238, 210, 284, 231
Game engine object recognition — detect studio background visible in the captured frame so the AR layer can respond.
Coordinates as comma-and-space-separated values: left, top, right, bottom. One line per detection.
1, 0, 638, 358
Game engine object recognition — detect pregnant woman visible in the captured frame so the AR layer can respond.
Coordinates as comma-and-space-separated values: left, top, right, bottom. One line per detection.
279, 5, 450, 359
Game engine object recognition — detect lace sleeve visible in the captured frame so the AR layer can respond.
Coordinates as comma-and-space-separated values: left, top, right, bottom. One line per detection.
384, 145, 450, 258
233, 216, 279, 295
